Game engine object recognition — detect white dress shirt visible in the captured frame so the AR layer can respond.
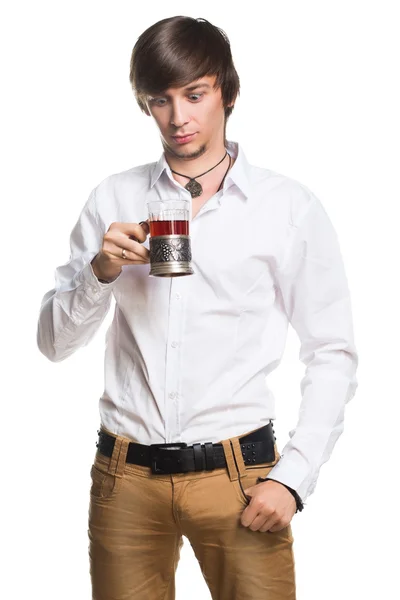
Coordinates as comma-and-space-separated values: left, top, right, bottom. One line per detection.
37, 140, 358, 504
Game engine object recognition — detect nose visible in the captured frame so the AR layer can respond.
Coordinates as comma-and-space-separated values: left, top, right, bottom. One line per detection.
170, 99, 189, 128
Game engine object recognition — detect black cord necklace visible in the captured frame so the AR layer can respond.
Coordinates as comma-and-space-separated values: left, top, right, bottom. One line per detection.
217, 153, 231, 193
170, 150, 229, 198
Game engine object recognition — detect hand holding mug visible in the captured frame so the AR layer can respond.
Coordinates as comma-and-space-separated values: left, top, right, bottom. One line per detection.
91, 220, 150, 282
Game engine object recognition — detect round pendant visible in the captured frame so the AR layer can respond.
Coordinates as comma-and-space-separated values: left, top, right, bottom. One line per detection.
185, 179, 203, 198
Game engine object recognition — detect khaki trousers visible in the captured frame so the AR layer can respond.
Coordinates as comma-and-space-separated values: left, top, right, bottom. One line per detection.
88, 424, 296, 599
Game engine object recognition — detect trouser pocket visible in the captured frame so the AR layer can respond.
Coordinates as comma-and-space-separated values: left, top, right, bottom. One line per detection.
90, 454, 123, 500
235, 461, 280, 506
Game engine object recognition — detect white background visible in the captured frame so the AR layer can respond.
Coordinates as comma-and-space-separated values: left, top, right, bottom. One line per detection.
2, 1, 399, 598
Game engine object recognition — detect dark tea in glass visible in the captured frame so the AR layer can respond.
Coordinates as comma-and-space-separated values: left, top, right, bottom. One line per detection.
149, 220, 189, 237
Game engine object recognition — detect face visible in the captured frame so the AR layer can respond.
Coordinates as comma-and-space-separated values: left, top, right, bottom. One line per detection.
145, 75, 231, 160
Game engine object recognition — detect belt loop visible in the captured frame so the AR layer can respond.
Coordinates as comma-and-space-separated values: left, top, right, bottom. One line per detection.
221, 439, 239, 482
107, 435, 130, 479
230, 436, 247, 480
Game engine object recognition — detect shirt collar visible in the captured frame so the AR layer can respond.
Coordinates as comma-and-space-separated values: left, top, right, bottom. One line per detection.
150, 140, 252, 200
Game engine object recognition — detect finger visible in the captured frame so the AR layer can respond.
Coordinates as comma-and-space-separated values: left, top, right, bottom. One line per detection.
125, 221, 150, 243
258, 515, 280, 533
116, 247, 150, 264
107, 222, 147, 245
126, 238, 150, 260
113, 229, 150, 258
259, 518, 275, 533
139, 220, 150, 235
240, 502, 259, 527
268, 520, 290, 533
130, 220, 150, 240
114, 239, 150, 263
248, 512, 268, 532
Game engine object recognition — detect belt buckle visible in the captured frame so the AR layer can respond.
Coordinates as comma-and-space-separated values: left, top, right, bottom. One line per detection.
150, 442, 188, 474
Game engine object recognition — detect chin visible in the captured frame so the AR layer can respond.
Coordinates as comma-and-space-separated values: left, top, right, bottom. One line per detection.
166, 141, 207, 160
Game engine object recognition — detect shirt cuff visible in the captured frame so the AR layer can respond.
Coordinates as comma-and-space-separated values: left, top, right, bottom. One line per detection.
262, 453, 311, 504
75, 261, 120, 302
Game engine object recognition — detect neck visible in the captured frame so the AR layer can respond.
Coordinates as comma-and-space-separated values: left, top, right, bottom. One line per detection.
164, 141, 228, 179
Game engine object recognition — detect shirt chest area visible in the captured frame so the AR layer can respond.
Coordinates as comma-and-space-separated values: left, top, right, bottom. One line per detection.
189, 201, 281, 300
113, 192, 286, 312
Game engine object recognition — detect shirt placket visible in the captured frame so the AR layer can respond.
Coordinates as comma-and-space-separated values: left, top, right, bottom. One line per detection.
162, 184, 223, 442
164, 279, 185, 442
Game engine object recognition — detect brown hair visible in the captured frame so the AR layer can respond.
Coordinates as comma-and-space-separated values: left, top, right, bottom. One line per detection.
129, 16, 240, 122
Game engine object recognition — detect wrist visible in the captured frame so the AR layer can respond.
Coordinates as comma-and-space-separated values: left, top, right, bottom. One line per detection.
96, 273, 120, 284
91, 256, 121, 283
257, 476, 304, 513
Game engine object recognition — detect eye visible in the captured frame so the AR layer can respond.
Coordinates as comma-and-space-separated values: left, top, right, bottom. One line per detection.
188, 93, 203, 102
150, 98, 167, 107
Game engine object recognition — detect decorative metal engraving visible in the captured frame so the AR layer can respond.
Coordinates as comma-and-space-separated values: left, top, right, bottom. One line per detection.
150, 235, 192, 264
185, 179, 203, 198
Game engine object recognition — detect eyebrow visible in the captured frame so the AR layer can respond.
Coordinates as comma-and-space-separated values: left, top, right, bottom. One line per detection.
184, 83, 212, 91
151, 83, 212, 98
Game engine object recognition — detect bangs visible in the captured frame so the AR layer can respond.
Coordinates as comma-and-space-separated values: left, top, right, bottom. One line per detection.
130, 17, 239, 113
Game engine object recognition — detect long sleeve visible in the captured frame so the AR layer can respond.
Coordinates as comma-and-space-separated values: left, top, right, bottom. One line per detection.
37, 186, 119, 362
266, 193, 359, 504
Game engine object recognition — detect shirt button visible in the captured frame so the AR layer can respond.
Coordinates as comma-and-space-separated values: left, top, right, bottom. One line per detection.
91, 287, 98, 294
169, 392, 177, 399
171, 341, 179, 348
175, 293, 181, 300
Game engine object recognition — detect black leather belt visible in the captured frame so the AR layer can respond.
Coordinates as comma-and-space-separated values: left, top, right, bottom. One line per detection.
95, 421, 277, 475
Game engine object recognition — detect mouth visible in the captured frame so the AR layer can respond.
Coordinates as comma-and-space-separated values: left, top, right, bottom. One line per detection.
171, 132, 197, 144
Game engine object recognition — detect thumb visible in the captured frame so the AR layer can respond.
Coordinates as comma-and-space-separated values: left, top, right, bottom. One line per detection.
139, 220, 150, 235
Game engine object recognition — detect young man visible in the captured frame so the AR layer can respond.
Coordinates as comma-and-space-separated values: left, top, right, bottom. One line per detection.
37, 16, 358, 600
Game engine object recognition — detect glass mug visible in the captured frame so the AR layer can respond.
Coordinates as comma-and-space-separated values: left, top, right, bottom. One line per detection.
146, 199, 194, 277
